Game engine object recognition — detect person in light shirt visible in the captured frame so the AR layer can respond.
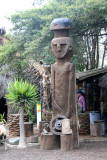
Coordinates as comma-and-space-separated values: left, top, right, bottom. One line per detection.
77, 90, 86, 113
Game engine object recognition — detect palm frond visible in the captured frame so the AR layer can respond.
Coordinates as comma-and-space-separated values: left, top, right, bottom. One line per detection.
5, 79, 38, 108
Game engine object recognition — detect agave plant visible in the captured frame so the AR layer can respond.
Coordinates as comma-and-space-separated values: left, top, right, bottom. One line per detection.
0, 113, 6, 124
5, 79, 38, 148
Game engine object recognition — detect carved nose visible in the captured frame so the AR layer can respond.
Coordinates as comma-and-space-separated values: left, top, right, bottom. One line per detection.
57, 44, 61, 51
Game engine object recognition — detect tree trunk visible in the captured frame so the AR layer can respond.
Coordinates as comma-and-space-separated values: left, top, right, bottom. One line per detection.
102, 42, 106, 67
91, 35, 96, 69
86, 34, 91, 69
96, 35, 99, 68
18, 107, 27, 148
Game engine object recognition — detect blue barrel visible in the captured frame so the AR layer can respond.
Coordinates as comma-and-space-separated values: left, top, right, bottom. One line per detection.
89, 111, 101, 124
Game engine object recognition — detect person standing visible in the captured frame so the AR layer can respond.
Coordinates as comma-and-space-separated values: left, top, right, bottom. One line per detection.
77, 90, 86, 113
101, 88, 107, 137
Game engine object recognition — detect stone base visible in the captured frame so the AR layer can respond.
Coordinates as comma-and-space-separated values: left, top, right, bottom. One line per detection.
40, 132, 60, 150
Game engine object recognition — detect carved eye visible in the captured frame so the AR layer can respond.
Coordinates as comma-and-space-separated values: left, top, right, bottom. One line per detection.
69, 45, 72, 50
52, 44, 57, 50
53, 44, 57, 46
61, 44, 66, 47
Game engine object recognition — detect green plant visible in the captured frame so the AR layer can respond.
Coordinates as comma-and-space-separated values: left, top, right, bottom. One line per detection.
5, 79, 38, 148
0, 113, 6, 124
5, 79, 38, 110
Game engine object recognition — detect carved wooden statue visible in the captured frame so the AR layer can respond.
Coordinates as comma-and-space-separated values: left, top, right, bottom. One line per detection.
50, 18, 79, 149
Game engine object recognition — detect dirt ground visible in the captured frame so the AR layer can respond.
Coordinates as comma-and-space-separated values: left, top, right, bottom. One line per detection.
0, 141, 107, 160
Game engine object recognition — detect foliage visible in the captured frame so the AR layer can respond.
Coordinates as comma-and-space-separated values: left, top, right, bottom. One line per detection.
0, 0, 107, 73
0, 113, 6, 124
5, 79, 38, 122
0, 35, 29, 80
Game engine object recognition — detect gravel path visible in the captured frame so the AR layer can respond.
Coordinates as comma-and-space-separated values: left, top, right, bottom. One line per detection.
0, 141, 107, 160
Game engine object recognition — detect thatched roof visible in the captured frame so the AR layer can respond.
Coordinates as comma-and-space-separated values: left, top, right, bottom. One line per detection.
99, 73, 107, 88
76, 67, 107, 81
25, 61, 43, 84
0, 61, 44, 99
26, 61, 51, 84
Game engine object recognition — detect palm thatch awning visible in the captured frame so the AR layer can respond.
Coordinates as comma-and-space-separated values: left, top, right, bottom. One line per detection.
98, 73, 107, 88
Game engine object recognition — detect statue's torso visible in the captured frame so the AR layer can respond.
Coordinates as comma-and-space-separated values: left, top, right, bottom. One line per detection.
51, 62, 75, 117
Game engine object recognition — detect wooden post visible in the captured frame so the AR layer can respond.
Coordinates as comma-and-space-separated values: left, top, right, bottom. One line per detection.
24, 122, 33, 137
61, 134, 73, 151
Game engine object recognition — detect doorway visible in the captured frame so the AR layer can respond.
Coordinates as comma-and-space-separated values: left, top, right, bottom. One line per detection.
0, 97, 7, 121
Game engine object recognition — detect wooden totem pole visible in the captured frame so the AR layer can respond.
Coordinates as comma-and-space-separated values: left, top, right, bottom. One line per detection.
50, 18, 79, 149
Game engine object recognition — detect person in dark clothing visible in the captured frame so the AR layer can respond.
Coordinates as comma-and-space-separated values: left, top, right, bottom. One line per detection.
101, 88, 107, 137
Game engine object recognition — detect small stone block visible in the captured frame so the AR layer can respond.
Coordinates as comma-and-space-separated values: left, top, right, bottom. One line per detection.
8, 137, 20, 145
27, 136, 38, 143
29, 136, 38, 143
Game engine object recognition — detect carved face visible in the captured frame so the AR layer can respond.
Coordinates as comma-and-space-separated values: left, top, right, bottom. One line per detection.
51, 37, 73, 58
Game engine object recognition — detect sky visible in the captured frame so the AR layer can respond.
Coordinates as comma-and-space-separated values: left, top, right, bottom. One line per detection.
0, 0, 34, 32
